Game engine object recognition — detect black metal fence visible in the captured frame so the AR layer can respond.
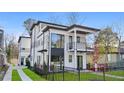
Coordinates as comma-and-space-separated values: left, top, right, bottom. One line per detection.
30, 62, 124, 81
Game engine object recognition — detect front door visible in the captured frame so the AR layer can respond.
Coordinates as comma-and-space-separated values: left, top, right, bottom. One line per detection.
77, 56, 83, 70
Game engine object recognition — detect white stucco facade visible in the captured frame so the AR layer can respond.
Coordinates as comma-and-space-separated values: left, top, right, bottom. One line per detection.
30, 21, 99, 71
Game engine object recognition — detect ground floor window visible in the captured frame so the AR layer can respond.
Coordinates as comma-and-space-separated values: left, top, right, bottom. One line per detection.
37, 56, 41, 64
69, 55, 72, 63
51, 56, 59, 62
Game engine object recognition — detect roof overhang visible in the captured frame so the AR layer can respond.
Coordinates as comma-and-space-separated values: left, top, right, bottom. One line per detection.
67, 24, 100, 34
18, 36, 30, 43
30, 21, 68, 31
30, 21, 100, 35
38, 49, 47, 53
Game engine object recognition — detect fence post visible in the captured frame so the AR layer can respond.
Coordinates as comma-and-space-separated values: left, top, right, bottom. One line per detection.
103, 67, 105, 81
52, 64, 54, 81
62, 64, 64, 81
78, 68, 80, 81
46, 67, 48, 80
78, 61, 80, 81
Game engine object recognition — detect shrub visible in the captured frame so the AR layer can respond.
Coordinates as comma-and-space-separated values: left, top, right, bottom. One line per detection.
26, 58, 30, 68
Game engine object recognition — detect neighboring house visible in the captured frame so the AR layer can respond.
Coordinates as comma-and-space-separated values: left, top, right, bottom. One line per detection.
0, 28, 6, 66
87, 45, 124, 70
119, 41, 124, 60
30, 21, 100, 71
0, 29, 4, 49
18, 36, 31, 65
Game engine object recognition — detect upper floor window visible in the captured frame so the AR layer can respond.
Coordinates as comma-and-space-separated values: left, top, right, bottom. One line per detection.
21, 48, 25, 50
69, 36, 72, 43
77, 36, 80, 43
51, 33, 64, 48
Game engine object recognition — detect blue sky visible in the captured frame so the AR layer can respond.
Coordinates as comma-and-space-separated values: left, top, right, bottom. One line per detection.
0, 12, 124, 41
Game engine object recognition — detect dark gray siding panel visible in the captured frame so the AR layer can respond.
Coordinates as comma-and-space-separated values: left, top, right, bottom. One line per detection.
51, 48, 64, 57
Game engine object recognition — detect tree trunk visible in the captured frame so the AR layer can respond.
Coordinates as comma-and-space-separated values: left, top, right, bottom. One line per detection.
105, 46, 108, 64
118, 37, 121, 61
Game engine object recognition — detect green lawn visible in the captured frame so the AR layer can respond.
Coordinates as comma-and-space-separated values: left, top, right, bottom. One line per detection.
12, 64, 15, 67
22, 68, 45, 81
106, 70, 124, 77
22, 68, 124, 81
46, 72, 124, 81
23, 68, 124, 81
12, 69, 22, 81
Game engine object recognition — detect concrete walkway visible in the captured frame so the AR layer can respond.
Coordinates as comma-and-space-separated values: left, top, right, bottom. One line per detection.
17, 66, 32, 81
3, 64, 12, 81
92, 72, 124, 79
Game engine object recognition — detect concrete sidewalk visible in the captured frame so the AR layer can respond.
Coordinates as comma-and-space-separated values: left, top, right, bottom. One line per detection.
92, 72, 124, 79
3, 64, 12, 81
17, 66, 32, 81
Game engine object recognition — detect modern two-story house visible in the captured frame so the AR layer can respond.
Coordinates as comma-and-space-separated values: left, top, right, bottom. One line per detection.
18, 36, 31, 65
30, 21, 100, 71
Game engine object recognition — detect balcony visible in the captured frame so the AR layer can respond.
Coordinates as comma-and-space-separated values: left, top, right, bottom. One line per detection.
67, 42, 85, 51
67, 42, 94, 52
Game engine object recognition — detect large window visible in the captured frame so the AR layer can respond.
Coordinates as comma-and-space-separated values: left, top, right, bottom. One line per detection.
51, 33, 64, 48
51, 56, 60, 62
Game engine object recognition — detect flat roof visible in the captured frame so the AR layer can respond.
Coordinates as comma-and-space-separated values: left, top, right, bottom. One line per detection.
67, 24, 100, 31
30, 20, 68, 31
18, 36, 30, 43
30, 20, 100, 32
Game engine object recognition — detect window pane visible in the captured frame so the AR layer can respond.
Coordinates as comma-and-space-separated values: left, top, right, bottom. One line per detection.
77, 36, 80, 43
51, 33, 64, 48
69, 55, 72, 63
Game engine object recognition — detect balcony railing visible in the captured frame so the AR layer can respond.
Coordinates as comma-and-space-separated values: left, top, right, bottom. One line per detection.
67, 42, 94, 52
67, 42, 85, 51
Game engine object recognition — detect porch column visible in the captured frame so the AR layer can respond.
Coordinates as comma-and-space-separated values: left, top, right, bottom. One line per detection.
83, 53, 87, 69
64, 34, 67, 68
48, 31, 51, 71
74, 29, 77, 69
83, 37, 87, 70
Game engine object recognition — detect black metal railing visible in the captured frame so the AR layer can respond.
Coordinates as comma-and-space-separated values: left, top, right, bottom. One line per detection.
31, 62, 124, 81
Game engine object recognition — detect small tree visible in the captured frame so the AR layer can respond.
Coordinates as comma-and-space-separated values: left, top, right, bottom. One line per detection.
26, 58, 30, 68
4, 33, 18, 63
96, 27, 118, 64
